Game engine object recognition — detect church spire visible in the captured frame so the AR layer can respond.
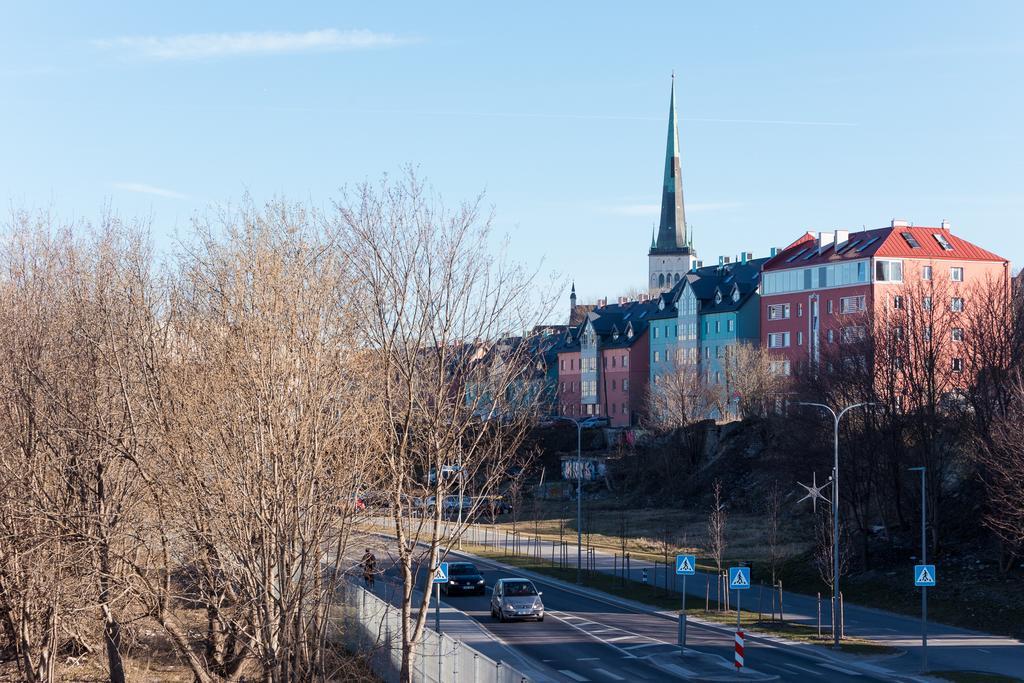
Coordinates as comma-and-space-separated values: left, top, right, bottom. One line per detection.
652, 73, 688, 253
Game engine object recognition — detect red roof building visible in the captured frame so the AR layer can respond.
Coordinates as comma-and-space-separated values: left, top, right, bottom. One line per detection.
760, 220, 1010, 376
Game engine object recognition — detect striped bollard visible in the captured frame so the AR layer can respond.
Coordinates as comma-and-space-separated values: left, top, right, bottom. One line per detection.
734, 629, 745, 669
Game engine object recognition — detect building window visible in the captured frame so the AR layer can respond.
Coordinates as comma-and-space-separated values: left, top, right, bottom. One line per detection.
727, 319, 734, 332
768, 332, 790, 348
894, 325, 904, 340
622, 355, 628, 367
611, 356, 616, 368
714, 371, 721, 384
622, 403, 627, 415
610, 403, 616, 415
797, 331, 803, 346
798, 303, 803, 318
611, 379, 617, 391
841, 325, 866, 344
560, 359, 565, 371
875, 260, 904, 282
951, 267, 964, 282
923, 297, 932, 311
716, 346, 722, 358
705, 347, 711, 359
827, 329, 834, 343
769, 360, 791, 376
952, 358, 964, 373
923, 325, 932, 341
654, 350, 661, 362
705, 321, 710, 334
840, 295, 866, 314
893, 295, 904, 309
715, 321, 721, 333
767, 303, 791, 320
622, 379, 629, 392
952, 327, 964, 342
922, 265, 932, 281
827, 300, 833, 314
560, 382, 566, 393
653, 327, 660, 339
951, 297, 964, 312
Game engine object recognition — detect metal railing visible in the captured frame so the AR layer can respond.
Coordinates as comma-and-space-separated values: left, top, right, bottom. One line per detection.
334, 581, 531, 683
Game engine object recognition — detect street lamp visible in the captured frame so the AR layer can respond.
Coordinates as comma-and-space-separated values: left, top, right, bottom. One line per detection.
909, 466, 927, 672
554, 415, 584, 584
797, 400, 876, 649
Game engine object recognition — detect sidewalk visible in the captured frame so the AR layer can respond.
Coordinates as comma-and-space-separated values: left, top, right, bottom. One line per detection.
372, 517, 1024, 679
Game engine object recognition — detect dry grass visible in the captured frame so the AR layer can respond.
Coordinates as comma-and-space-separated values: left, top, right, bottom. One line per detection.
492, 500, 812, 568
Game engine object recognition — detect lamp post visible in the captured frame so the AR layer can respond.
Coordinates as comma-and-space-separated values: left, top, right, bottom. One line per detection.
554, 416, 584, 584
909, 466, 927, 672
797, 401, 876, 649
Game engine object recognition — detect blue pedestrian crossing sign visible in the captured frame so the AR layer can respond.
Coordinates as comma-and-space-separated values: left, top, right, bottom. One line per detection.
675, 554, 696, 575
728, 566, 751, 590
433, 562, 449, 583
914, 564, 936, 587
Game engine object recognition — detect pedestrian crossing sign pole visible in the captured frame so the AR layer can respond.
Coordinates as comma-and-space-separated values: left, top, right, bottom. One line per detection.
914, 563, 936, 672
675, 555, 696, 651
728, 567, 750, 669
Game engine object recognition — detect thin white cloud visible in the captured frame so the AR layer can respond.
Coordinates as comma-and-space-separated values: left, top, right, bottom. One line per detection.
94, 28, 409, 61
605, 201, 741, 216
112, 182, 188, 199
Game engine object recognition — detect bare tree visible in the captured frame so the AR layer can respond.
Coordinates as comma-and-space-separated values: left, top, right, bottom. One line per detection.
337, 172, 552, 682
977, 371, 1024, 573
762, 481, 784, 586
646, 359, 716, 429
706, 479, 727, 610
721, 342, 791, 419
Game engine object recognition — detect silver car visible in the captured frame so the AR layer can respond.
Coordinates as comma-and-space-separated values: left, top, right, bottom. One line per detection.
490, 578, 544, 622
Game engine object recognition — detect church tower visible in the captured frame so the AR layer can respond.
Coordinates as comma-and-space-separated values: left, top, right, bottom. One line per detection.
648, 74, 697, 295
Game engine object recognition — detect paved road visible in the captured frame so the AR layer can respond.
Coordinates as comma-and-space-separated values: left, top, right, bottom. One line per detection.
362, 539, 907, 682
410, 519, 1024, 680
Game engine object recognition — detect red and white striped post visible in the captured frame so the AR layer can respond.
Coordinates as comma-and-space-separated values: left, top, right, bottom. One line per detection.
734, 629, 745, 669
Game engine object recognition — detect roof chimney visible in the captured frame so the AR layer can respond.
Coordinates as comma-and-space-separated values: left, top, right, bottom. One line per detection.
940, 219, 951, 231
618, 296, 628, 305
834, 229, 849, 250
770, 247, 779, 257
891, 219, 911, 228
817, 231, 835, 253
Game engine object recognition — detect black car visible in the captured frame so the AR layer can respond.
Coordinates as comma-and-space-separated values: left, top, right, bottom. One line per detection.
442, 562, 486, 596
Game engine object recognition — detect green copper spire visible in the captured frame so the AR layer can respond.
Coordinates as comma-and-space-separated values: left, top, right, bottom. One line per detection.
652, 73, 688, 253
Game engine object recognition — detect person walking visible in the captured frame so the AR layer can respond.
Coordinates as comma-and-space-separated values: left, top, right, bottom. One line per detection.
361, 548, 377, 589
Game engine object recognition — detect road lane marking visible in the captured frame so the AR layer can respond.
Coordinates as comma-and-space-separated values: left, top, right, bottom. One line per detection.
605, 635, 635, 642
559, 669, 590, 682
545, 613, 638, 659
783, 663, 823, 676
593, 668, 625, 680
623, 643, 662, 651
819, 663, 862, 676
659, 662, 697, 677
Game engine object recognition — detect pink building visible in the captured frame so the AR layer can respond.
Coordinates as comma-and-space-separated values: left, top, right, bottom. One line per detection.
761, 220, 1009, 376
557, 348, 582, 417
556, 299, 655, 427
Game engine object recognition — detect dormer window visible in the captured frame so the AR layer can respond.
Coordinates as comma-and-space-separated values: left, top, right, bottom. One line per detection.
659, 299, 665, 310
626, 323, 634, 339
732, 288, 740, 303
715, 290, 723, 304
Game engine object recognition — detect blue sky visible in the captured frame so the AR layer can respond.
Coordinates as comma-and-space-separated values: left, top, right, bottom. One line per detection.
3, 2, 1022, 308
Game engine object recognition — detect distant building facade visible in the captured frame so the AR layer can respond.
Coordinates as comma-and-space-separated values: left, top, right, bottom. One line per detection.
761, 221, 1010, 376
